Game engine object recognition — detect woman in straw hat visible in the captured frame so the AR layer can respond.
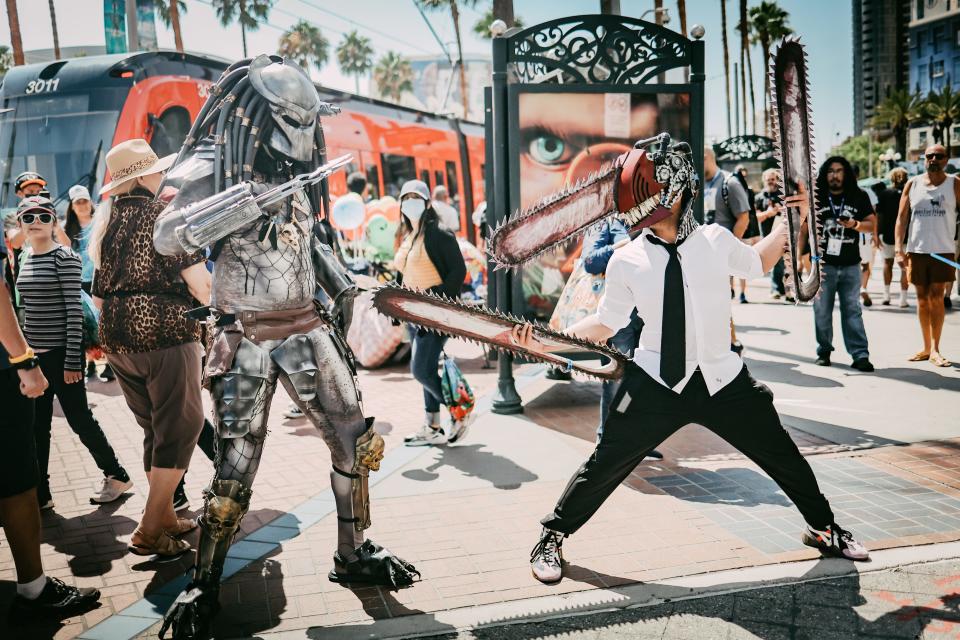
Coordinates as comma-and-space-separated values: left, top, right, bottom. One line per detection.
88, 139, 212, 557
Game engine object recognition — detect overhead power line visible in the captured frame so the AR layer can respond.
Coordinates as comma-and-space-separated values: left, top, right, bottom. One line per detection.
292, 0, 434, 54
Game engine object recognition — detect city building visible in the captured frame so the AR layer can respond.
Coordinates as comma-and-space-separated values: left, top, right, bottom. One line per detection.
907, 0, 960, 159
853, 0, 910, 135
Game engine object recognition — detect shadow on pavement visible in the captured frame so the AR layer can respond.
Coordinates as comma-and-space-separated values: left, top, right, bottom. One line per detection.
779, 414, 906, 449
415, 558, 960, 639
744, 357, 845, 388
40, 496, 136, 577
401, 444, 539, 490
868, 366, 960, 392
645, 468, 793, 509
737, 324, 791, 336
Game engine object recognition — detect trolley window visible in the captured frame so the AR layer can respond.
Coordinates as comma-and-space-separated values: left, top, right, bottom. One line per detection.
381, 153, 416, 198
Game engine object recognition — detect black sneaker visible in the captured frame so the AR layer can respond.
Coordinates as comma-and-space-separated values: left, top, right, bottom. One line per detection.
945, 296, 953, 309
173, 482, 189, 512
8, 576, 100, 621
730, 341, 744, 355
815, 355, 831, 366
851, 358, 875, 372
802, 523, 869, 560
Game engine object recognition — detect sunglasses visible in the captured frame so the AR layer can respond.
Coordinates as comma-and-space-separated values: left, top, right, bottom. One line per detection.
926, 153, 947, 160
19, 212, 54, 224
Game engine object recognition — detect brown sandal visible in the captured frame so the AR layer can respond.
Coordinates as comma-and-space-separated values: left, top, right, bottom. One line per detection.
165, 518, 198, 538
128, 528, 191, 557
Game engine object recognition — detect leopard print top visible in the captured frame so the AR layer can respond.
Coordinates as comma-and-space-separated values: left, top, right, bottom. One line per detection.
92, 189, 205, 354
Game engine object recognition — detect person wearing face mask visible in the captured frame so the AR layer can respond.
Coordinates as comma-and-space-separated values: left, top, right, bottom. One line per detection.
394, 180, 468, 446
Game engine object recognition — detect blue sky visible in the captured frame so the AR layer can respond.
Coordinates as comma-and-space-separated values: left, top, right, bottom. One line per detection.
0, 0, 854, 156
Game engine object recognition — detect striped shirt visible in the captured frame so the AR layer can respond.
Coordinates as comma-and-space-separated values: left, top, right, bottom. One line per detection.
16, 245, 84, 371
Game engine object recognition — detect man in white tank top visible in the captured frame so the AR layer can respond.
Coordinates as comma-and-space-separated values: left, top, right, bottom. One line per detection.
895, 144, 958, 367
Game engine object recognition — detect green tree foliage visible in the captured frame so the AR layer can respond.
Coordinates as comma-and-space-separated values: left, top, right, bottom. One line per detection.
278, 20, 329, 72
749, 1, 792, 135
473, 5, 523, 38
210, 0, 275, 58
336, 30, 375, 95
872, 89, 925, 159
373, 51, 413, 103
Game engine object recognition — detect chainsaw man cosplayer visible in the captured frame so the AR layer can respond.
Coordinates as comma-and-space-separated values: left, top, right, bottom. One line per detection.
497, 138, 871, 583
152, 55, 417, 638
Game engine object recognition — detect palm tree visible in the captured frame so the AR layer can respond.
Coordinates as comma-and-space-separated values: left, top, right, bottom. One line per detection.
720, 0, 732, 138
872, 89, 924, 159
4, 0, 23, 66
924, 85, 960, 154
373, 51, 414, 103
0, 45, 13, 75
278, 20, 329, 72
737, 0, 756, 134
749, 0, 792, 135
417, 0, 478, 119
47, 0, 60, 60
210, 0, 275, 58
156, 0, 187, 52
473, 6, 523, 38
336, 30, 374, 95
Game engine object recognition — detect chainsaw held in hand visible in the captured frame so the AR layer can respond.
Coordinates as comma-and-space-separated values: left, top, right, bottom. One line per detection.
370, 284, 628, 380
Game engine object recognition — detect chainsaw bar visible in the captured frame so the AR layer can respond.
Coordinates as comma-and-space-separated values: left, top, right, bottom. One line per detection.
370, 284, 628, 380
770, 36, 823, 302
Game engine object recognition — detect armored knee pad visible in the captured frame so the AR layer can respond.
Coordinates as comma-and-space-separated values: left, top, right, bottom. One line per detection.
334, 420, 384, 531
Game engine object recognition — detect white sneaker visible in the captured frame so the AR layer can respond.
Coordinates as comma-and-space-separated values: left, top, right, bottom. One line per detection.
90, 476, 133, 504
38, 498, 55, 511
283, 404, 304, 419
447, 413, 475, 445
530, 528, 564, 583
802, 523, 869, 560
899, 295, 909, 308
404, 423, 447, 446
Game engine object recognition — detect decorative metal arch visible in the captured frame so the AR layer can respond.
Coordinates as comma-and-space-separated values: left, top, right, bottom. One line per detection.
713, 135, 775, 162
505, 14, 693, 85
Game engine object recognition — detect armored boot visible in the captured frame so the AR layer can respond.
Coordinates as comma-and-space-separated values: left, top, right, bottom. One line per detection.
327, 423, 419, 587
159, 480, 251, 640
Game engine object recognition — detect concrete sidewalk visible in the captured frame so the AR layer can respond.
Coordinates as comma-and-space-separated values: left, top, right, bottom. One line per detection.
1, 277, 959, 640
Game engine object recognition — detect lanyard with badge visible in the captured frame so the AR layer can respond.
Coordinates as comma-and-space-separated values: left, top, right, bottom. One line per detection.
826, 195, 845, 256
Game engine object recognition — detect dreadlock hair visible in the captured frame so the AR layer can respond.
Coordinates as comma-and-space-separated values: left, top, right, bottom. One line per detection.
168, 56, 328, 219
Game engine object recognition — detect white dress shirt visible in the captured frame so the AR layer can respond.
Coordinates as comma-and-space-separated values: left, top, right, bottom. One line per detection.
597, 224, 763, 395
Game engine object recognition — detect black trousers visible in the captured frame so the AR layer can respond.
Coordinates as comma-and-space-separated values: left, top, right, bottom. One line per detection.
541, 363, 835, 534
34, 348, 128, 499
0, 368, 39, 498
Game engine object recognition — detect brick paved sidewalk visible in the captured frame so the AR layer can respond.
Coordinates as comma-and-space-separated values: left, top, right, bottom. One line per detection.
4, 334, 960, 639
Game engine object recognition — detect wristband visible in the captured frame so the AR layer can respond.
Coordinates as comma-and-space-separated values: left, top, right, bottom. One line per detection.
8, 347, 35, 365
11, 356, 39, 371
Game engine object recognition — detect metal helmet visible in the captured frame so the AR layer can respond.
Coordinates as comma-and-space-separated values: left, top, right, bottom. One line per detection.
248, 55, 336, 162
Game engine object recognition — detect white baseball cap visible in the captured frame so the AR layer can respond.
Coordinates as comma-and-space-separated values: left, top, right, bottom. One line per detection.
68, 185, 91, 202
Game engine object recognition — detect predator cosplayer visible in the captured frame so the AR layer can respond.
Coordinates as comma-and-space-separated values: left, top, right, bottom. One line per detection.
152, 55, 417, 639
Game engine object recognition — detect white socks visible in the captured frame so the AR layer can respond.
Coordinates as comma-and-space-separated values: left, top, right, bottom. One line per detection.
425, 411, 441, 430
16, 574, 46, 600
884, 284, 891, 297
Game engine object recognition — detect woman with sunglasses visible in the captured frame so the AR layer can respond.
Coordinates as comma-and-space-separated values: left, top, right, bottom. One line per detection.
14, 197, 132, 511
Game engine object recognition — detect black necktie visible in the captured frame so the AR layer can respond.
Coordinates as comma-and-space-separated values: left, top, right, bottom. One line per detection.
647, 236, 685, 387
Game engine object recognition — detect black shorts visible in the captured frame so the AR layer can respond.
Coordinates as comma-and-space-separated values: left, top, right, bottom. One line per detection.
0, 368, 39, 498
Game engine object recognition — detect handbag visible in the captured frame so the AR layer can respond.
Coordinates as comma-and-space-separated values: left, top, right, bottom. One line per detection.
346, 290, 405, 368
549, 258, 605, 331
440, 353, 475, 421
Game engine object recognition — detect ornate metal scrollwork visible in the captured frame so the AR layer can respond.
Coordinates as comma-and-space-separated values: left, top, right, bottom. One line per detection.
508, 15, 690, 85
713, 135, 776, 162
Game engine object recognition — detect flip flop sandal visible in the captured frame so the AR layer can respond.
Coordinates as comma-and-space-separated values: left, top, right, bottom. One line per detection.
128, 529, 191, 557
166, 518, 198, 538
908, 352, 930, 361
931, 354, 952, 367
